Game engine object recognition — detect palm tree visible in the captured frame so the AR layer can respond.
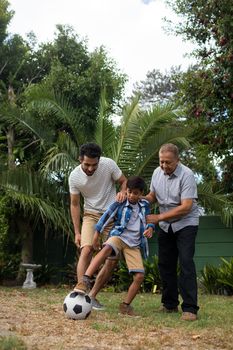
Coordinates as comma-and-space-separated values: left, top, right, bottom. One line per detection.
0, 88, 74, 279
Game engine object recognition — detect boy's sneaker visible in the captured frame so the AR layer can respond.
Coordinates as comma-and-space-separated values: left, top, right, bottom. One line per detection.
73, 275, 92, 294
119, 303, 139, 317
91, 298, 105, 311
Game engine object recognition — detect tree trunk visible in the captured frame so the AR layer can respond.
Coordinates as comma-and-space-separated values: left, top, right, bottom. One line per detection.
6, 127, 15, 169
7, 85, 16, 169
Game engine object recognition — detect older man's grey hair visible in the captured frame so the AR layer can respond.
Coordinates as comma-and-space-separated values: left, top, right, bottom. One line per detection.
159, 143, 179, 159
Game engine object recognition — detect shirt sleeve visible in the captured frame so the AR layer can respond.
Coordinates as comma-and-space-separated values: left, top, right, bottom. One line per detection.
181, 174, 198, 200
108, 159, 122, 181
68, 171, 80, 195
95, 201, 120, 233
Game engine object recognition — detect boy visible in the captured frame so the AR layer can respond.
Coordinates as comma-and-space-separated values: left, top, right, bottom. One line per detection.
75, 176, 155, 316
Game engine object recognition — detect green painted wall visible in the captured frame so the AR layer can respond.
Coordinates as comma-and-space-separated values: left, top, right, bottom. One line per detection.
33, 216, 233, 283
148, 216, 233, 272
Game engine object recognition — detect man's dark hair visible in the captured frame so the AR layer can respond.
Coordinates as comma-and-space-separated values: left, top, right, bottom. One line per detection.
79, 143, 102, 159
127, 176, 146, 192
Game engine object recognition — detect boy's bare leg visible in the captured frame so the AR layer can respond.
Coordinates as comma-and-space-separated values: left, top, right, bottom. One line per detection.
85, 245, 113, 277
89, 258, 118, 299
123, 272, 144, 304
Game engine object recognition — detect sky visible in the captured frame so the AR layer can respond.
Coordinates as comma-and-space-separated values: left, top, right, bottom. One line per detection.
8, 0, 195, 96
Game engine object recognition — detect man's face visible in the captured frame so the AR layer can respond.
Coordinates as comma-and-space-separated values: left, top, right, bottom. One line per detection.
159, 151, 179, 175
126, 188, 143, 204
79, 156, 99, 176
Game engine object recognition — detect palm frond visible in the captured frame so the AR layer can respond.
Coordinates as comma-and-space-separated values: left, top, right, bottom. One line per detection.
198, 182, 233, 227
112, 95, 140, 164
94, 90, 117, 156
0, 104, 54, 147
40, 132, 78, 177
114, 100, 191, 179
0, 167, 71, 232
26, 83, 86, 146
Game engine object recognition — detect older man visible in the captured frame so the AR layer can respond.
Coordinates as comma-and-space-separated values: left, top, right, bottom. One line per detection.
146, 143, 199, 321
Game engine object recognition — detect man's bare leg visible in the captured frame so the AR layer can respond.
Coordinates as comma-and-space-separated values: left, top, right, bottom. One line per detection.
77, 245, 93, 282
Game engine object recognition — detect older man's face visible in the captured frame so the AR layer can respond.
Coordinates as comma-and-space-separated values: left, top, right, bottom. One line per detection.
159, 151, 179, 175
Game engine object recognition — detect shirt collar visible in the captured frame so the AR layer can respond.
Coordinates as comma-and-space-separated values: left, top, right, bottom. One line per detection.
164, 162, 181, 178
125, 199, 145, 208
173, 162, 182, 177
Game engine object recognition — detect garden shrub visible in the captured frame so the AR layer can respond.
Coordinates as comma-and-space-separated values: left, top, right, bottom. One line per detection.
199, 257, 233, 295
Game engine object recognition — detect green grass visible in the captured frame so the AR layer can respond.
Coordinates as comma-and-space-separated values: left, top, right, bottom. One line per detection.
0, 336, 27, 350
98, 290, 233, 330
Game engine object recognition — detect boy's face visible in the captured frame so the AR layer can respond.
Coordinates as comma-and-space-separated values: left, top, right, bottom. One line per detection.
126, 188, 143, 204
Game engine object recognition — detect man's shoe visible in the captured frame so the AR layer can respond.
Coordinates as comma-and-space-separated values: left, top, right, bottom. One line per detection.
91, 298, 105, 311
73, 275, 92, 294
159, 305, 178, 313
181, 312, 197, 321
119, 303, 139, 317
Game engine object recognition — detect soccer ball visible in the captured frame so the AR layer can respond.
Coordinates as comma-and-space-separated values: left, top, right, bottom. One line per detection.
63, 291, 92, 320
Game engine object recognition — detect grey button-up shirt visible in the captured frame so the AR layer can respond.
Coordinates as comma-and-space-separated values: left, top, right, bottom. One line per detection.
150, 163, 199, 233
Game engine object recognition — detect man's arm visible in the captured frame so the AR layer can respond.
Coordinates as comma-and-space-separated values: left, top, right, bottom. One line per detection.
116, 174, 127, 202
147, 198, 194, 225
70, 193, 81, 247
144, 191, 157, 204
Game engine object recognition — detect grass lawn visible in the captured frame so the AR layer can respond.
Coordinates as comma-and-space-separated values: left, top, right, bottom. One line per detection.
0, 286, 233, 349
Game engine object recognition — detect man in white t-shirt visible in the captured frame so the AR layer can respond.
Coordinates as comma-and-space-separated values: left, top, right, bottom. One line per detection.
69, 143, 127, 309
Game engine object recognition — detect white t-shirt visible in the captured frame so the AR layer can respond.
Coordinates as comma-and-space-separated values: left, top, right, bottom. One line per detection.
68, 157, 122, 213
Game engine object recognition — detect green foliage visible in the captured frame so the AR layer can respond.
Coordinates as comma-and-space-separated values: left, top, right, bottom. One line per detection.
142, 255, 162, 293
218, 258, 233, 291
199, 258, 233, 295
197, 183, 233, 227
110, 260, 133, 292
199, 264, 223, 295
34, 264, 59, 285
109, 255, 161, 293
0, 0, 14, 44
133, 66, 182, 108
0, 255, 21, 282
0, 195, 21, 281
39, 25, 126, 137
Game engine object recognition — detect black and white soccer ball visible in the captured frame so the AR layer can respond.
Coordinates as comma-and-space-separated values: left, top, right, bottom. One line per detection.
63, 291, 92, 320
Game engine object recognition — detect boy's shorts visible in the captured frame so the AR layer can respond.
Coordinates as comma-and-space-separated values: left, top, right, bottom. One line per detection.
104, 236, 145, 274
81, 211, 113, 248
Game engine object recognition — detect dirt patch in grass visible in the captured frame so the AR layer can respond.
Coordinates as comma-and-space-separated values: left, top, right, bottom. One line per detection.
0, 288, 232, 350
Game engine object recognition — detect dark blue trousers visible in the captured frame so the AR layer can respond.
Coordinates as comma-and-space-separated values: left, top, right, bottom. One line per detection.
158, 225, 199, 314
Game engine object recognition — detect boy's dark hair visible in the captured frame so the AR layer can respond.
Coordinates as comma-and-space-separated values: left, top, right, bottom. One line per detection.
79, 143, 102, 159
127, 176, 146, 192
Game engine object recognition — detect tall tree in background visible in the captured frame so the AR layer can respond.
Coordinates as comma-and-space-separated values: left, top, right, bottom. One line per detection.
37, 24, 126, 138
165, 0, 233, 193
133, 66, 182, 109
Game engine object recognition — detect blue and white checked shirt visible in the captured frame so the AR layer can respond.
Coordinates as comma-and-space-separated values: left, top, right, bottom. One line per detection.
95, 199, 155, 258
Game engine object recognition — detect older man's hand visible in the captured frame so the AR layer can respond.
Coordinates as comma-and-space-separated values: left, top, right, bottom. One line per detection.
146, 214, 160, 225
